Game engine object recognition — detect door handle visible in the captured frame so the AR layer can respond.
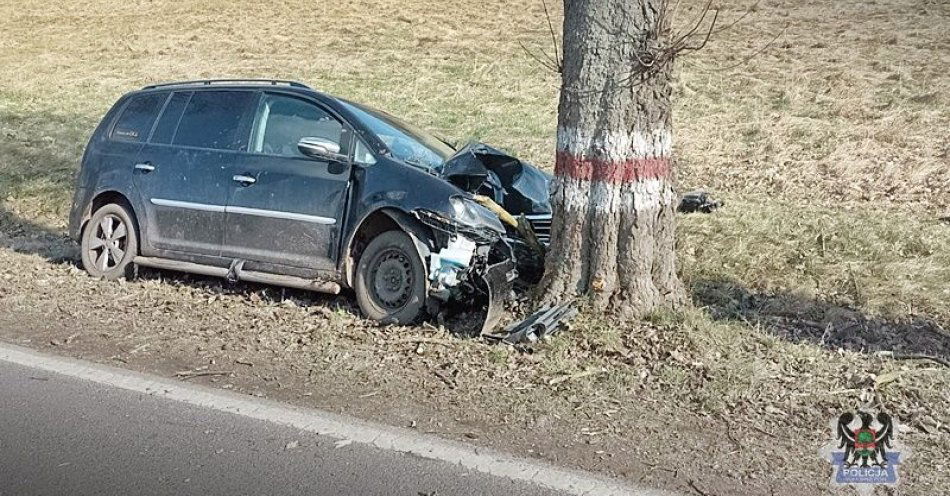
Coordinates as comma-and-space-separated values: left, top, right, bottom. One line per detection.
134, 163, 155, 173
232, 174, 257, 185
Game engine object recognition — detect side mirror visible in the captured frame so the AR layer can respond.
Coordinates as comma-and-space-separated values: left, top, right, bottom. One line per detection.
298, 137, 345, 162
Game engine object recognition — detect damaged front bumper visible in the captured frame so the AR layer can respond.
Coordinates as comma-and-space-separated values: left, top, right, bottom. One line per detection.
414, 209, 519, 334
474, 258, 517, 333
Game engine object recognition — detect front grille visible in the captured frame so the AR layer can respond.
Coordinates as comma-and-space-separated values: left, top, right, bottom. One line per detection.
525, 214, 552, 246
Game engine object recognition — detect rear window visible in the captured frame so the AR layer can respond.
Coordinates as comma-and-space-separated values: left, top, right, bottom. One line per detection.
110, 93, 167, 142
173, 91, 255, 151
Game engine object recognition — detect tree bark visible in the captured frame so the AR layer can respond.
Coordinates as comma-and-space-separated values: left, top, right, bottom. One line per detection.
539, 0, 685, 316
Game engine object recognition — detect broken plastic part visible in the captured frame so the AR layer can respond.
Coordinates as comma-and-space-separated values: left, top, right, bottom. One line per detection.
477, 259, 517, 335
428, 235, 478, 301
413, 142, 556, 333
414, 209, 501, 244
678, 191, 723, 213
472, 196, 545, 279
485, 301, 578, 344
437, 236, 477, 269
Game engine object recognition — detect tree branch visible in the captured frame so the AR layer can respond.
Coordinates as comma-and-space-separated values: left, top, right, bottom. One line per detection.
541, 0, 563, 72
521, 0, 563, 73
520, 40, 561, 73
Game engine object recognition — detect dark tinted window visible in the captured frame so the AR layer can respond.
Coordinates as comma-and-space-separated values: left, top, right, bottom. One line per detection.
150, 91, 192, 144
251, 94, 344, 157
111, 93, 167, 142
173, 91, 255, 151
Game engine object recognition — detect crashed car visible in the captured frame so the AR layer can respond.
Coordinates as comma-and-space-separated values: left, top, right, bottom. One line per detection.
67, 79, 551, 331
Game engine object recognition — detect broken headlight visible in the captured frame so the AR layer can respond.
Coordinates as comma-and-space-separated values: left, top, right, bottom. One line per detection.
449, 196, 505, 234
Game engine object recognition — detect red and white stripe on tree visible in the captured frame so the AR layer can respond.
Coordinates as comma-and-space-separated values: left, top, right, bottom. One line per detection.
538, 0, 684, 315
554, 127, 674, 214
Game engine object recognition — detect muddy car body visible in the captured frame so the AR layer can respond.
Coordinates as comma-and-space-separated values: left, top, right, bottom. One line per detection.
68, 79, 551, 329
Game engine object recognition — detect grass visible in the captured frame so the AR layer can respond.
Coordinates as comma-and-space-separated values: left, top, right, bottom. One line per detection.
681, 200, 950, 320
0, 0, 948, 492
2, 0, 946, 213
1, 0, 947, 304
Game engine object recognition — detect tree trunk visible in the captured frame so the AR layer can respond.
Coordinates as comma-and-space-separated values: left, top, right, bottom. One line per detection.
539, 0, 685, 316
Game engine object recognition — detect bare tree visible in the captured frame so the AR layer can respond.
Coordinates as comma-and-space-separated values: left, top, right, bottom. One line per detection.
540, 0, 717, 316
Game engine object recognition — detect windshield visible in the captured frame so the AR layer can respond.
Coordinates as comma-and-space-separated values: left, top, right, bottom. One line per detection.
338, 100, 454, 169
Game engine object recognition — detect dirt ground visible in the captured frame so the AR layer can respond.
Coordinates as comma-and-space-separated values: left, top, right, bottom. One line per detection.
1, 0, 949, 494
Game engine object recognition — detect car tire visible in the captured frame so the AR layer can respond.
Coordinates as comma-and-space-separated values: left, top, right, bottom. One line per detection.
354, 230, 427, 325
80, 203, 138, 280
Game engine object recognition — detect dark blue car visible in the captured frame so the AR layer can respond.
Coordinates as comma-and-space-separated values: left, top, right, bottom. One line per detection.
68, 79, 551, 330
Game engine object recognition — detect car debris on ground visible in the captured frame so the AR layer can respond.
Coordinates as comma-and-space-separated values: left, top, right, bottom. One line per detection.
677, 190, 724, 214
484, 301, 578, 344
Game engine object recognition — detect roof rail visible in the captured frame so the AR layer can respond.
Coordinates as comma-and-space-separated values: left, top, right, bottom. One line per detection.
142, 79, 311, 90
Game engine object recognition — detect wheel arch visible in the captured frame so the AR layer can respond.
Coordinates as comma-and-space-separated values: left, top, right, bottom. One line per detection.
343, 207, 433, 288
81, 191, 141, 246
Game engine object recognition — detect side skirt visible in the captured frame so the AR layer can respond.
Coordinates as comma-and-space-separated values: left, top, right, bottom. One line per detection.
133, 256, 342, 295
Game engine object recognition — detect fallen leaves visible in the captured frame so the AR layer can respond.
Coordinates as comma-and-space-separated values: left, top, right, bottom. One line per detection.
547, 367, 606, 386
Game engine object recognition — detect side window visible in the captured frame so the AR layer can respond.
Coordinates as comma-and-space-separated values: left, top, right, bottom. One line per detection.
354, 140, 377, 166
110, 93, 167, 142
173, 91, 255, 151
251, 94, 345, 157
150, 91, 192, 144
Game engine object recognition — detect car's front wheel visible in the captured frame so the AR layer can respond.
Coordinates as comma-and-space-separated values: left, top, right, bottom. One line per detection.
80, 203, 138, 280
354, 230, 427, 325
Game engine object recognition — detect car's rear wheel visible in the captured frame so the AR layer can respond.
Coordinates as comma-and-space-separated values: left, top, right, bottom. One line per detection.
354, 230, 427, 325
80, 203, 138, 280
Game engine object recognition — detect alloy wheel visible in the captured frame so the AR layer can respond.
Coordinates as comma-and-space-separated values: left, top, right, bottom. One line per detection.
87, 214, 129, 272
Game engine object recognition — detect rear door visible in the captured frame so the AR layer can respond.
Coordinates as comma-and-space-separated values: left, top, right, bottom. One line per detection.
95, 91, 168, 209
221, 92, 352, 271
132, 90, 256, 257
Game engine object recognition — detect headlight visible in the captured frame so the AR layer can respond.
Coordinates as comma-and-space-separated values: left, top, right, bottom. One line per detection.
450, 196, 478, 224
449, 196, 505, 233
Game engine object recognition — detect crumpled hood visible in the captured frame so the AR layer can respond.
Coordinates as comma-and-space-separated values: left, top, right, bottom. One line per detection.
437, 142, 552, 216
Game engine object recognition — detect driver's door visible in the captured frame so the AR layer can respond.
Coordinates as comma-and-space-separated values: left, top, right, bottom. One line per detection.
221, 92, 352, 272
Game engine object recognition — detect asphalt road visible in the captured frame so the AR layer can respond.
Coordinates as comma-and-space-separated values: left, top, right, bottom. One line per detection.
0, 359, 569, 496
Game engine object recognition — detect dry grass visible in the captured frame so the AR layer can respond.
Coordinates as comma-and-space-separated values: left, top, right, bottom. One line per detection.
681, 199, 950, 320
2, 0, 947, 310
1, 0, 949, 493
675, 0, 950, 209
1, 0, 947, 211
